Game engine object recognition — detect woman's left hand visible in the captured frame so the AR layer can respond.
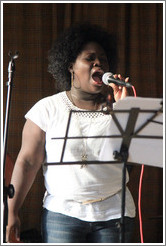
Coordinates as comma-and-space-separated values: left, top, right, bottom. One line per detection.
109, 74, 131, 102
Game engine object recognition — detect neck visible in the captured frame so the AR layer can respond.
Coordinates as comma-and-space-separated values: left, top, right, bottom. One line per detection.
68, 89, 100, 110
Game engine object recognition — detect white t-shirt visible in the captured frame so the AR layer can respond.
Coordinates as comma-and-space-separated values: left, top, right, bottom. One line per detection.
25, 91, 136, 221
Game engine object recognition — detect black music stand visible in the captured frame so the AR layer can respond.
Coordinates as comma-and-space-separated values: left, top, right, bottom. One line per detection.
45, 96, 163, 243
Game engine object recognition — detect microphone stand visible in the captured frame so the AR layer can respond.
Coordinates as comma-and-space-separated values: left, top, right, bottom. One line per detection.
3, 51, 19, 243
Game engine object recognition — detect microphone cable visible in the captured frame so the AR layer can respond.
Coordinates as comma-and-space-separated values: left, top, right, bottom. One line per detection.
132, 85, 144, 243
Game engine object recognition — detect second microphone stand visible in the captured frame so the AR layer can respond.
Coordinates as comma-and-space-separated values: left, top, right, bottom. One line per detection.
3, 51, 19, 243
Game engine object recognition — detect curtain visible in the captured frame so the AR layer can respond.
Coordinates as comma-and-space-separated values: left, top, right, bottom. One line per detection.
3, 3, 163, 243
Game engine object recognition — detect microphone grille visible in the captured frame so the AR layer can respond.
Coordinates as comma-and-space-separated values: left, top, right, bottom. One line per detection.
102, 72, 114, 85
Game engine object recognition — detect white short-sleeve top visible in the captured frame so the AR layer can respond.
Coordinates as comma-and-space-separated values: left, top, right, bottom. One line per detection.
25, 91, 135, 221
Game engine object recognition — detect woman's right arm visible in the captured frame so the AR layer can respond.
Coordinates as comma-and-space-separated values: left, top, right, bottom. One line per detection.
6, 119, 46, 242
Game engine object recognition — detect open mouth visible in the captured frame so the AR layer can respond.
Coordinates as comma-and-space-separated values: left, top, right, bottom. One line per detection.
92, 71, 103, 85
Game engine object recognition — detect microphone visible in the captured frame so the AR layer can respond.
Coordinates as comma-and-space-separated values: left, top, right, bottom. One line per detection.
102, 72, 132, 88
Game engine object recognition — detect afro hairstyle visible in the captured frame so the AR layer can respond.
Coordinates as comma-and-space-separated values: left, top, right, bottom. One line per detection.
48, 23, 117, 91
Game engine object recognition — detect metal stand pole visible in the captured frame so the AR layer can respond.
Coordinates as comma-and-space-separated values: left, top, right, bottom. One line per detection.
120, 151, 128, 243
113, 149, 128, 243
3, 51, 19, 243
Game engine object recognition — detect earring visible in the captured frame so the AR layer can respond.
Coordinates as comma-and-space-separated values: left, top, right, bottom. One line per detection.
71, 71, 74, 87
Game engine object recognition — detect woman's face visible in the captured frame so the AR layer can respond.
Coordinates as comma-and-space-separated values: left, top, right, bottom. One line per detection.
71, 42, 109, 94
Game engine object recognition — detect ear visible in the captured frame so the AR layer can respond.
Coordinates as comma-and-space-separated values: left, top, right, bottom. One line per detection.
68, 63, 73, 73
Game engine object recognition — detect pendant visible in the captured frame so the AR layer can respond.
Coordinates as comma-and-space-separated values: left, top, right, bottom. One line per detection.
81, 154, 88, 162
81, 154, 88, 169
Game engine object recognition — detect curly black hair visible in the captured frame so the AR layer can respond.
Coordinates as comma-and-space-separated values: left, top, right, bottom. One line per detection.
48, 23, 117, 91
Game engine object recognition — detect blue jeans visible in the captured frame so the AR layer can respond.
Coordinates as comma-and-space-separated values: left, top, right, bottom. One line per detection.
41, 208, 135, 243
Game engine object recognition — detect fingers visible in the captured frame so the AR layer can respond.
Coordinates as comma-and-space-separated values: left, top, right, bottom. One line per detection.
108, 73, 130, 101
6, 226, 20, 243
125, 76, 130, 82
15, 226, 21, 242
114, 73, 129, 87
108, 74, 124, 90
6, 225, 11, 242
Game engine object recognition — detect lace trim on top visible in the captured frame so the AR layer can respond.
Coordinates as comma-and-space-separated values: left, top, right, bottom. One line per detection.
61, 91, 110, 119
